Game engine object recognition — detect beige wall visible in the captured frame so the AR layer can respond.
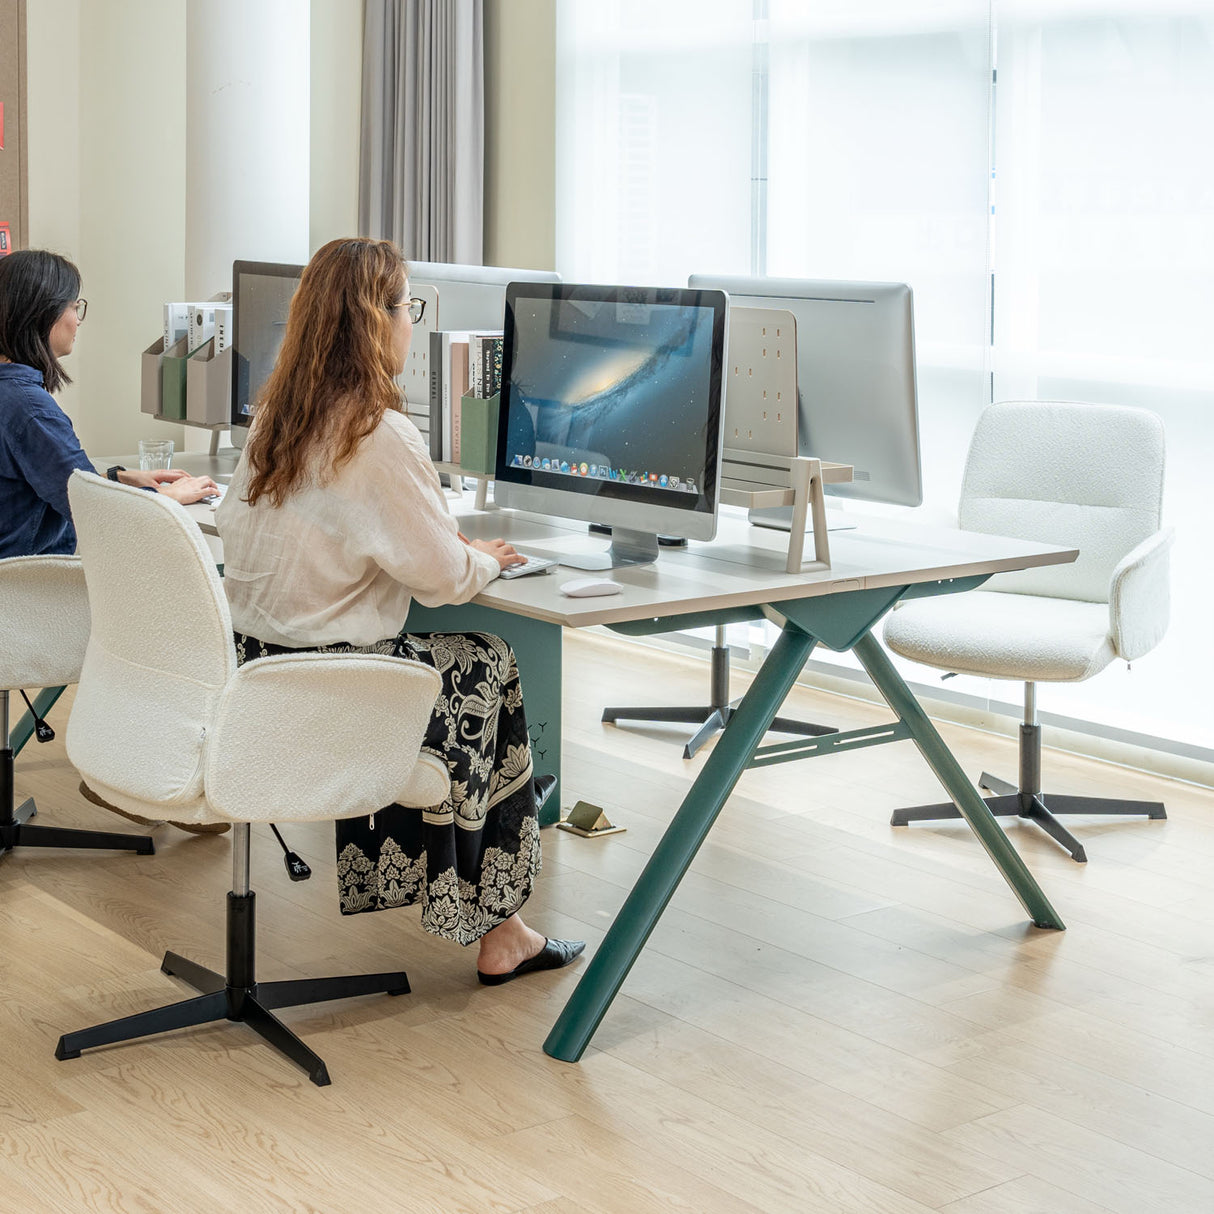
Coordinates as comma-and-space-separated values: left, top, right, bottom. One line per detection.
76, 1, 186, 456
484, 0, 556, 271
310, 0, 364, 253
24, 0, 363, 457
26, 0, 88, 437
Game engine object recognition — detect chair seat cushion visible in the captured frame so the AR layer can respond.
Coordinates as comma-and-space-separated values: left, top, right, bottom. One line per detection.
80, 756, 452, 828
80, 777, 220, 827
883, 590, 1114, 683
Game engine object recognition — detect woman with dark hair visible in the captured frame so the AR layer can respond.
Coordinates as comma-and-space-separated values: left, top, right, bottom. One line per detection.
0, 249, 219, 559
216, 237, 583, 984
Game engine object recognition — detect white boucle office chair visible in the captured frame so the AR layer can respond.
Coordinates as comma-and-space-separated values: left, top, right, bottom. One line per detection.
884, 401, 1172, 863
55, 472, 450, 1085
0, 555, 153, 859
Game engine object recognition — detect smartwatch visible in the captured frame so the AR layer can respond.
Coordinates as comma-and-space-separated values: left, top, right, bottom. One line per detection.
105, 465, 156, 493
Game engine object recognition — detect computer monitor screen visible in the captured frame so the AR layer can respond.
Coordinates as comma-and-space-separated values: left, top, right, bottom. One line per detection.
406, 261, 561, 332
494, 283, 729, 568
687, 275, 922, 509
230, 259, 303, 431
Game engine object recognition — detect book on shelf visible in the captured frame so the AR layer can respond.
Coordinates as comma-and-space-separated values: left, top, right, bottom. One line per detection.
428, 330, 446, 460
163, 303, 191, 355
467, 331, 504, 399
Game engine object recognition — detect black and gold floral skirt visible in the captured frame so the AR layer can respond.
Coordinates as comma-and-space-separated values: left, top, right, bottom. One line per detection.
234, 630, 541, 946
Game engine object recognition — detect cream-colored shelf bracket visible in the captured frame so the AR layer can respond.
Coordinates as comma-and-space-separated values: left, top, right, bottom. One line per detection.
432, 462, 495, 511
719, 455, 852, 574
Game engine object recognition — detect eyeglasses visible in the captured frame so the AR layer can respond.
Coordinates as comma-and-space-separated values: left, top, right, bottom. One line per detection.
74, 299, 88, 321
393, 297, 425, 323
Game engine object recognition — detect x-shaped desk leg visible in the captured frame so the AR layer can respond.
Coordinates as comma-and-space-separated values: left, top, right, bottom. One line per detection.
544, 616, 1063, 1063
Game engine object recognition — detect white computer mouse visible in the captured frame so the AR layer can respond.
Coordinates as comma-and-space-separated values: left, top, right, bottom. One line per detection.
559, 576, 623, 598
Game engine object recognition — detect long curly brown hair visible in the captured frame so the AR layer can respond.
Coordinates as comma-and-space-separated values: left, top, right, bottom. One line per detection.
243, 237, 408, 507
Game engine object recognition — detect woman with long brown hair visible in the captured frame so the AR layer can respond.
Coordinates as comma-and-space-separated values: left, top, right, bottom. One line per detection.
216, 238, 582, 983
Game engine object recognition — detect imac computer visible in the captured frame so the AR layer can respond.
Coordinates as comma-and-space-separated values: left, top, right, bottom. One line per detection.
230, 259, 304, 442
686, 275, 922, 525
494, 282, 730, 569
406, 261, 561, 332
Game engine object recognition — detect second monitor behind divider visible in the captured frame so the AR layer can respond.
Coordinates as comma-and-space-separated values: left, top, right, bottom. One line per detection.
687, 275, 922, 517
405, 261, 561, 332
493, 282, 730, 570
230, 259, 306, 448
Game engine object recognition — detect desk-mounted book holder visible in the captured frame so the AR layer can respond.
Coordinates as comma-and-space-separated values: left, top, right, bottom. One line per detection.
557, 800, 626, 838
430, 391, 500, 512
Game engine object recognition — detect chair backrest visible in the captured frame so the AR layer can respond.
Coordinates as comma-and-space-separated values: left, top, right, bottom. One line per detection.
66, 472, 235, 806
958, 400, 1165, 602
0, 555, 90, 689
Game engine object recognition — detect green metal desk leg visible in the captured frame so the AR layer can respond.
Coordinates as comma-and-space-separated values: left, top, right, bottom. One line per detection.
10, 687, 66, 758
544, 622, 818, 1062
852, 632, 1064, 930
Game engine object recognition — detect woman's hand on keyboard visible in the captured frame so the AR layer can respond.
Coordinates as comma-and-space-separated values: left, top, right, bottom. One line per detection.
461, 533, 526, 571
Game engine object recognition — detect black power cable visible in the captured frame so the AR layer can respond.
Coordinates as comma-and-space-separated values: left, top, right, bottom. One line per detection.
18, 689, 55, 742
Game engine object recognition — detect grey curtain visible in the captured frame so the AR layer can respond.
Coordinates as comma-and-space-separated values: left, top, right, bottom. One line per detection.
360, 0, 484, 263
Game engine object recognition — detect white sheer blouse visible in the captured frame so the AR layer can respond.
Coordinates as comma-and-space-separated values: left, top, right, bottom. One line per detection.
216, 409, 499, 647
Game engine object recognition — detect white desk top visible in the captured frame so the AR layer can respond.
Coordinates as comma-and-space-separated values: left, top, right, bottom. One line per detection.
171, 463, 1076, 629
446, 509, 1076, 627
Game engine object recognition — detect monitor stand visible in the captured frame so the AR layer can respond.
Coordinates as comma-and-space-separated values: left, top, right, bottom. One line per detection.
589, 523, 687, 548
558, 528, 660, 571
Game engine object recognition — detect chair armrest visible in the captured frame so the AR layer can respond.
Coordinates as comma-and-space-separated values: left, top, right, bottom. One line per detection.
1109, 526, 1174, 662
205, 651, 443, 823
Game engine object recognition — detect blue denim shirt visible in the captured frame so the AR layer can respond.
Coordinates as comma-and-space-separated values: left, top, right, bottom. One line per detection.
0, 362, 96, 557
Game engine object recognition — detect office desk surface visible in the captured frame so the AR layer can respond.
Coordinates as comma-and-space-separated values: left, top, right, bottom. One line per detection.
184, 487, 1076, 630
456, 509, 1076, 627
119, 446, 1076, 622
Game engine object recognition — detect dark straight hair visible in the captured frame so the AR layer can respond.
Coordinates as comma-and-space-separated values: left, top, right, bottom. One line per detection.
0, 249, 82, 393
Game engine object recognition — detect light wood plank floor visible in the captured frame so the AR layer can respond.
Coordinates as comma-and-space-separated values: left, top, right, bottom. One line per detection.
2, 630, 1211, 1213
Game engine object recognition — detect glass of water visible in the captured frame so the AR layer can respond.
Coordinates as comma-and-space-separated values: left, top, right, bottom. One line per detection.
138, 439, 174, 471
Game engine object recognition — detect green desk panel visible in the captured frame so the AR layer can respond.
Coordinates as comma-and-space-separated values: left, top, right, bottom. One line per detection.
404, 602, 563, 826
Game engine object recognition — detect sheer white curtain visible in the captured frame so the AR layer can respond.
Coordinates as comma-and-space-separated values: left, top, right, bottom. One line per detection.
554, 0, 1214, 758
555, 1, 754, 285
988, 0, 1214, 750
765, 0, 993, 515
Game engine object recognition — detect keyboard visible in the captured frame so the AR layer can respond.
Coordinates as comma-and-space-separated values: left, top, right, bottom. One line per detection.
499, 554, 558, 579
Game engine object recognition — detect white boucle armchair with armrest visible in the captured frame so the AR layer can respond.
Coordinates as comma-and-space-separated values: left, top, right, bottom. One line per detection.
55, 471, 449, 1086
882, 400, 1173, 864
